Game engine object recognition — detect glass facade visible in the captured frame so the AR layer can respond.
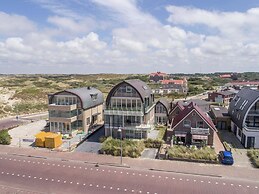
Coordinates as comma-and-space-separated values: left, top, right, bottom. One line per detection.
49, 109, 79, 118
246, 101, 259, 129
52, 95, 78, 105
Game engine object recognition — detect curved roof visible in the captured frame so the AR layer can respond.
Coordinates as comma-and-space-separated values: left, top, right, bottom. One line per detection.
228, 88, 259, 129
156, 98, 170, 114
52, 87, 104, 109
106, 79, 152, 106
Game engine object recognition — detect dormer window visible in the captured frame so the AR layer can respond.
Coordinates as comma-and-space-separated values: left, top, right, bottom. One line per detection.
126, 86, 132, 93
91, 93, 98, 101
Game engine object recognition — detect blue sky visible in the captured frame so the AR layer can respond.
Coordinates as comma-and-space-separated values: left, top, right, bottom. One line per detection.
0, 0, 259, 74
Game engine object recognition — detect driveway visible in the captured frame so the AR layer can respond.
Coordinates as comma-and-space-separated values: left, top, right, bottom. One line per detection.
75, 126, 105, 154
219, 130, 252, 168
141, 148, 158, 159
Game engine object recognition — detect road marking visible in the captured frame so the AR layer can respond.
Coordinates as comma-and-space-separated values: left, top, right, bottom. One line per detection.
70, 182, 73, 184
77, 182, 80, 185
28, 176, 31, 178
223, 183, 226, 185
63, 181, 66, 183
117, 188, 120, 190
124, 189, 127, 192
165, 177, 168, 179
74, 166, 76, 169
45, 178, 48, 181
200, 180, 203, 183
255, 186, 258, 189
230, 184, 234, 186
121, 171, 123, 174
179, 178, 182, 181
51, 179, 54, 182
193, 180, 196, 182
239, 185, 242, 187
68, 165, 71, 168
110, 187, 113, 190
132, 190, 134, 192
247, 186, 250, 188
83, 183, 86, 186
172, 177, 175, 180
57, 180, 60, 182
133, 173, 135, 176
152, 175, 155, 178
90, 184, 93, 187
85, 167, 87, 170
215, 182, 218, 185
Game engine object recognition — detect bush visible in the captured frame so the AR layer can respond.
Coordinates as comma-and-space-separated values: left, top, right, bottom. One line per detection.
247, 149, 259, 168
0, 130, 12, 145
144, 138, 164, 148
100, 137, 145, 158
167, 145, 217, 161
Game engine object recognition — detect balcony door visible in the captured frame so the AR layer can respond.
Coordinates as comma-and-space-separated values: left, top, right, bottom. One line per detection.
247, 137, 255, 149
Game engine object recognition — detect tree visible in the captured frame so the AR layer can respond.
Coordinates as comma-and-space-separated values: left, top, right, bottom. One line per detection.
0, 130, 12, 145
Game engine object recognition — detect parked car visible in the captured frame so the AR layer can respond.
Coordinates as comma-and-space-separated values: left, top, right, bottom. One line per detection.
219, 151, 234, 165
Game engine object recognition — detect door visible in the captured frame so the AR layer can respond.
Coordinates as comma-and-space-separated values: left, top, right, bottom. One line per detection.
241, 133, 246, 146
247, 137, 255, 148
221, 122, 226, 130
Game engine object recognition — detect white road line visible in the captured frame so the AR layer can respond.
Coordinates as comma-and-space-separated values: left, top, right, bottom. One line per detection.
103, 186, 106, 188
63, 181, 66, 183
223, 183, 226, 185
110, 187, 113, 190
239, 185, 242, 187
179, 178, 182, 181
85, 167, 87, 170
117, 188, 120, 190
255, 186, 258, 189
230, 184, 234, 186
51, 179, 54, 182
200, 180, 204, 183
89, 184, 92, 187
247, 186, 250, 188
132, 190, 134, 192
77, 182, 80, 185
215, 182, 218, 185
124, 189, 127, 192
70, 182, 73, 184
74, 166, 76, 169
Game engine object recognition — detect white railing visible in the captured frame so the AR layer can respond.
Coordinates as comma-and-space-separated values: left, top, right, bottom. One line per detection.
104, 109, 143, 116
191, 128, 210, 135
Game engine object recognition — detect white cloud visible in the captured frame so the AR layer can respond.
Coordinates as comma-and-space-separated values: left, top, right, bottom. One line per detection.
0, 12, 36, 36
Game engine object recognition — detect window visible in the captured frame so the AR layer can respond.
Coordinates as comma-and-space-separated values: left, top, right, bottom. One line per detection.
183, 120, 191, 128
87, 117, 90, 125
238, 129, 241, 137
90, 94, 98, 101
126, 86, 132, 93
196, 121, 204, 128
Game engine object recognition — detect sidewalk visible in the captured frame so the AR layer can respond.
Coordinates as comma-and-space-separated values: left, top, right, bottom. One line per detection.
0, 145, 258, 183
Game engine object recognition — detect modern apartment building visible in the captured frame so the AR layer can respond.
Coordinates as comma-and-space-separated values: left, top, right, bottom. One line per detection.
228, 88, 259, 148
48, 87, 104, 136
155, 98, 170, 125
104, 79, 155, 139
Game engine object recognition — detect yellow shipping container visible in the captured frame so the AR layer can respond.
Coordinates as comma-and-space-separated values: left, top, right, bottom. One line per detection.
45, 134, 62, 149
35, 131, 47, 147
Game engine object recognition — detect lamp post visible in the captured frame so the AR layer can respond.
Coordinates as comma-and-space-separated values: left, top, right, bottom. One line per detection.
118, 127, 123, 165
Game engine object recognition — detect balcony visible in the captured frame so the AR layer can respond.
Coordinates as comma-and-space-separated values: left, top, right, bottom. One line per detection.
104, 108, 143, 116
105, 124, 152, 131
48, 103, 77, 111
49, 116, 77, 123
248, 110, 259, 115
191, 128, 210, 135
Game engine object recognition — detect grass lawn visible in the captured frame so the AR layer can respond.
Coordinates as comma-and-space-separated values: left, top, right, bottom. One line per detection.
167, 145, 218, 161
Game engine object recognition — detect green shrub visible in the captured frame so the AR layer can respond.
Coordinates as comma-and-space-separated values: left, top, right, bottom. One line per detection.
167, 145, 217, 161
247, 149, 259, 168
0, 130, 12, 145
101, 137, 145, 158
144, 138, 164, 148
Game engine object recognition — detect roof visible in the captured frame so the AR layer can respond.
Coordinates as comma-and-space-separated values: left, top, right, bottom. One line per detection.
171, 102, 217, 131
150, 72, 167, 76
216, 90, 236, 96
106, 79, 152, 105
219, 74, 232, 78
228, 88, 259, 129
161, 79, 184, 85
230, 81, 259, 86
210, 106, 230, 118
176, 99, 210, 113
156, 98, 170, 114
51, 87, 104, 110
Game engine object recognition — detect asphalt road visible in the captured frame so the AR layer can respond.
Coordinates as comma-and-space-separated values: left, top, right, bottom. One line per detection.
0, 112, 48, 130
0, 153, 258, 194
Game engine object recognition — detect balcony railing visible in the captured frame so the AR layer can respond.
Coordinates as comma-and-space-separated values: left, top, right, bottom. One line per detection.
248, 110, 259, 115
104, 109, 143, 116
191, 128, 210, 135
48, 103, 77, 111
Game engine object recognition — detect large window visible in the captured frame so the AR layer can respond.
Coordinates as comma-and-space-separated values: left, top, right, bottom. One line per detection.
196, 121, 204, 128
183, 120, 191, 128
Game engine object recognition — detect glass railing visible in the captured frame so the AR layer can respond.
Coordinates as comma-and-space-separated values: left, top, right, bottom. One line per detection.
105, 107, 143, 111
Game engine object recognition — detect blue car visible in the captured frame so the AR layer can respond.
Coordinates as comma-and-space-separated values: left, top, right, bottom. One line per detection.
219, 151, 234, 165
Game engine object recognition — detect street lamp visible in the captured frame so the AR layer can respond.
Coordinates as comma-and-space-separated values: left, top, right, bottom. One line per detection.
118, 127, 123, 165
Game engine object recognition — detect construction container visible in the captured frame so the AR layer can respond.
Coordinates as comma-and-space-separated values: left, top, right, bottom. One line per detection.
35, 131, 47, 147
44, 133, 62, 149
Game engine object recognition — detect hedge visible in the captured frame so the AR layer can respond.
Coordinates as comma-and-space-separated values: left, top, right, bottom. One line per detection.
0, 130, 12, 145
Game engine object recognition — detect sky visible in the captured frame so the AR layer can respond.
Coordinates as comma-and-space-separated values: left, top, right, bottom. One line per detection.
0, 0, 259, 74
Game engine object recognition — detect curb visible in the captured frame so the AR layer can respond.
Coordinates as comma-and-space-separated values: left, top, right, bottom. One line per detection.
149, 168, 222, 178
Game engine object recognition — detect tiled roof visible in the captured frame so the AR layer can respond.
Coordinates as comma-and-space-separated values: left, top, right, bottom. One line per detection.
171, 102, 217, 131
161, 79, 184, 85
150, 72, 167, 76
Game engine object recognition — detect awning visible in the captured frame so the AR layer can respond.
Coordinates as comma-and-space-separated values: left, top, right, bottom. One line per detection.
192, 135, 208, 140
